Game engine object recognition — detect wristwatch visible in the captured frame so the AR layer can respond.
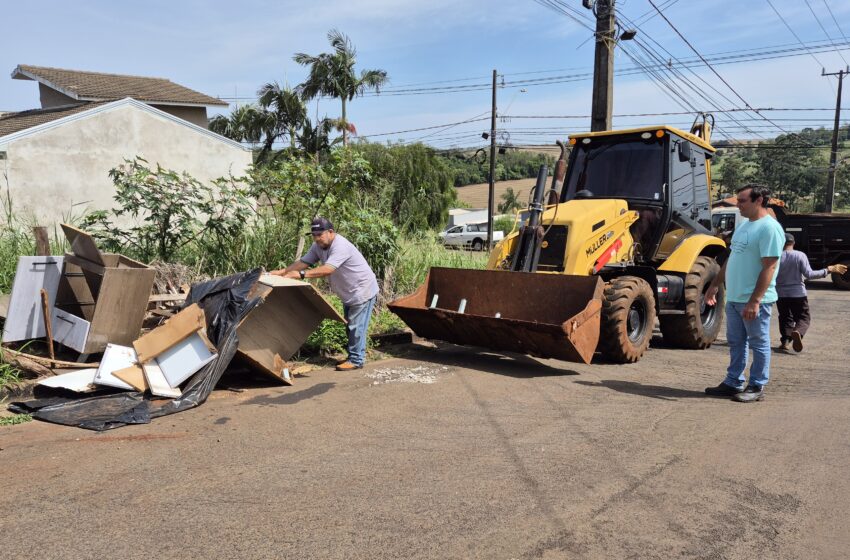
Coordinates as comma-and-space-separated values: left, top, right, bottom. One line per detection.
299, 269, 306, 280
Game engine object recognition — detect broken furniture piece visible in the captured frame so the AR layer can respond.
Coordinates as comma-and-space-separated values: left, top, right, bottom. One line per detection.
235, 274, 344, 384
51, 224, 156, 354
37, 368, 98, 393
2, 256, 64, 343
132, 303, 217, 397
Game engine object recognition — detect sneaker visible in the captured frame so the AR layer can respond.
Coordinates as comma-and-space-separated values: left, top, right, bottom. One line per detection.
733, 385, 765, 403
791, 331, 803, 353
335, 361, 362, 371
705, 383, 743, 397
776, 341, 790, 352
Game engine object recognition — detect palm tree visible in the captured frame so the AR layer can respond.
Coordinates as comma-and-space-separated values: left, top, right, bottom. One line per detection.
498, 187, 522, 214
209, 104, 263, 143
293, 29, 388, 146
296, 116, 345, 161
255, 82, 307, 162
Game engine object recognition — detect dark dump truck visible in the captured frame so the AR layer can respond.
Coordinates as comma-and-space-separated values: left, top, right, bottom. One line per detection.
711, 205, 850, 290
780, 210, 850, 290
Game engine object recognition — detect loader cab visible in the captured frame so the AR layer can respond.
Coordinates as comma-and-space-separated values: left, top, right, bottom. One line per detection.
561, 127, 714, 264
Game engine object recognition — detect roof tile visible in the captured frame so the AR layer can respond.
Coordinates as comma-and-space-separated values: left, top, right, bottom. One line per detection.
14, 65, 227, 107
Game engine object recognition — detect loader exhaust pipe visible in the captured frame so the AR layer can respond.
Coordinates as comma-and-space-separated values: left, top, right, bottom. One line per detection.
512, 164, 548, 273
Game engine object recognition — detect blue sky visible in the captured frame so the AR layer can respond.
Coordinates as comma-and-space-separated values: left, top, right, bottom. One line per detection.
2, 0, 849, 149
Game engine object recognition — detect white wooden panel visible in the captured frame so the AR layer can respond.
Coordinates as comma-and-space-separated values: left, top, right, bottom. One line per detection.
2, 256, 64, 342
37, 368, 97, 392
142, 360, 182, 398
156, 333, 217, 387
51, 309, 91, 353
93, 344, 137, 390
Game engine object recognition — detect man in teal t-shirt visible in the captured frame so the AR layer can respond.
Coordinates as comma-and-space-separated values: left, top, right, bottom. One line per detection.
705, 185, 785, 403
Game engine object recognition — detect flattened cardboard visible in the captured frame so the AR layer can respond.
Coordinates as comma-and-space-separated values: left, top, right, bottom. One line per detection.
113, 364, 148, 392
133, 303, 206, 363
142, 361, 182, 398
93, 344, 137, 390
37, 368, 98, 392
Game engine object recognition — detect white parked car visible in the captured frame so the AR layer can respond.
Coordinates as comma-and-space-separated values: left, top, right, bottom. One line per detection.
438, 223, 504, 251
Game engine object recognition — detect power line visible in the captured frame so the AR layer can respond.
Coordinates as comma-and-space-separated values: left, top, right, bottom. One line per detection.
804, 0, 850, 66
615, 10, 767, 140
765, 0, 832, 84
648, 0, 799, 139
358, 115, 490, 138
822, 0, 850, 44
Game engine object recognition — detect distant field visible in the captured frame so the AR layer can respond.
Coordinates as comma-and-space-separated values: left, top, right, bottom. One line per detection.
455, 178, 538, 208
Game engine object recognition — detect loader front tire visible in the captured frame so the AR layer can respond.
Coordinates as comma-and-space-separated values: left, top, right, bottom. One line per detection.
660, 256, 724, 348
599, 276, 656, 363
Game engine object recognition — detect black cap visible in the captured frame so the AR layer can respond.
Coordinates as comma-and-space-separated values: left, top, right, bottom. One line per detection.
785, 232, 795, 243
309, 217, 334, 234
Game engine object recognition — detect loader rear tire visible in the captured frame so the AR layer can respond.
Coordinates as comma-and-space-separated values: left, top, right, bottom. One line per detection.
599, 276, 656, 363
659, 256, 724, 349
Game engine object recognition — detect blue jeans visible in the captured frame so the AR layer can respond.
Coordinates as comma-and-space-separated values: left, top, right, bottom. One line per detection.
724, 301, 773, 389
344, 295, 376, 367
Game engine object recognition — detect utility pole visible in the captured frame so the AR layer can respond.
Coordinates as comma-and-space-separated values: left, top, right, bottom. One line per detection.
823, 67, 848, 213
487, 69, 498, 249
590, 0, 616, 131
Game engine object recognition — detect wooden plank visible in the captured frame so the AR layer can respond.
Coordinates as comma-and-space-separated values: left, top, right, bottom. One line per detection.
93, 344, 137, 390
84, 266, 156, 353
0, 293, 10, 319
33, 226, 50, 256
40, 289, 55, 361
0, 346, 98, 369
51, 309, 91, 353
148, 294, 187, 303
142, 360, 182, 398
113, 364, 148, 392
132, 303, 205, 363
60, 223, 105, 266
64, 253, 105, 275
2, 256, 64, 342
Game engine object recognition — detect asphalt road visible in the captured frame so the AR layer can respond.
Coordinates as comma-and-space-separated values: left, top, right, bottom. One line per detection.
2, 279, 849, 559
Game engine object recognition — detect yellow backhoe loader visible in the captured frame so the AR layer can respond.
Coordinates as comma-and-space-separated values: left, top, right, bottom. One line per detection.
388, 114, 726, 364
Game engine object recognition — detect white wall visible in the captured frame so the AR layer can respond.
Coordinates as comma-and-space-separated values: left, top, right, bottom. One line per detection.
0, 102, 252, 225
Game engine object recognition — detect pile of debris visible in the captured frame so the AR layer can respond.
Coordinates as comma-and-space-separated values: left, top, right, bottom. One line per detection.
3, 225, 343, 430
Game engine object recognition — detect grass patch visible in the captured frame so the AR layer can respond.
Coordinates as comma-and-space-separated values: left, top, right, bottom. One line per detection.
389, 233, 488, 298
0, 360, 23, 392
0, 413, 32, 426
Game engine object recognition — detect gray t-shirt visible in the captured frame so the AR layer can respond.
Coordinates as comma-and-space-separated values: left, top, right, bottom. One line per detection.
776, 249, 828, 298
301, 234, 379, 305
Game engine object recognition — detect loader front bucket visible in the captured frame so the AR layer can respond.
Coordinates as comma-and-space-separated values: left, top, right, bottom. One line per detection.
387, 267, 603, 364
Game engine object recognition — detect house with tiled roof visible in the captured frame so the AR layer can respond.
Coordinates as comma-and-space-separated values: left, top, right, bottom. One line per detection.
0, 65, 250, 225
11, 65, 228, 128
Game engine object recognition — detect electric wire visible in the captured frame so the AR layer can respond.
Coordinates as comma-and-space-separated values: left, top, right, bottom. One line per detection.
804, 0, 850, 66
649, 0, 801, 139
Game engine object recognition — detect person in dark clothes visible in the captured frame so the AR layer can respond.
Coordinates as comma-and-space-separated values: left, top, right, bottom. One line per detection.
775, 233, 847, 352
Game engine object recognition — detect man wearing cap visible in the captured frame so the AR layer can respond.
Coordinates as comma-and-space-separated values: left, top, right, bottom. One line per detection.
272, 217, 379, 371
775, 232, 847, 352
